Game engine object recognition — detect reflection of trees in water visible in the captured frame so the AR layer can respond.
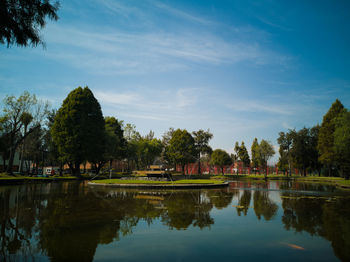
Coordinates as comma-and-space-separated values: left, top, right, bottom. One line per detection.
207, 188, 238, 210
236, 190, 251, 216
281, 194, 350, 262
0, 183, 229, 261
0, 184, 47, 261
253, 190, 278, 221
162, 191, 214, 230
279, 181, 337, 193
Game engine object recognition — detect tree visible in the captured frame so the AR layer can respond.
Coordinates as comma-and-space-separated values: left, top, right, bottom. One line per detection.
234, 141, 250, 168
135, 136, 163, 170
192, 129, 213, 175
0, 0, 60, 47
290, 128, 311, 176
309, 125, 322, 176
1, 91, 48, 174
318, 99, 345, 176
251, 138, 260, 173
258, 139, 275, 178
210, 149, 232, 175
51, 87, 105, 176
277, 131, 293, 176
161, 127, 175, 169
334, 111, 350, 179
104, 116, 127, 177
167, 129, 197, 175
123, 123, 141, 171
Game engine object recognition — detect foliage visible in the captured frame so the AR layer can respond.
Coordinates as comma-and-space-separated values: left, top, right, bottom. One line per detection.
318, 99, 344, 172
258, 139, 275, 177
161, 127, 175, 167
135, 137, 163, 169
234, 141, 250, 167
0, 91, 48, 174
104, 116, 127, 167
51, 87, 105, 175
0, 0, 60, 47
192, 129, 213, 174
334, 110, 350, 179
167, 129, 197, 174
277, 131, 293, 176
251, 138, 260, 170
289, 127, 320, 176
210, 149, 232, 175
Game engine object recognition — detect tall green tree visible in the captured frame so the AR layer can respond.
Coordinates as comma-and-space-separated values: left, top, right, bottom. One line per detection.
123, 123, 141, 171
51, 87, 105, 176
161, 127, 175, 169
1, 0, 60, 47
309, 125, 322, 176
135, 137, 163, 169
290, 128, 311, 176
104, 117, 127, 176
277, 131, 293, 176
210, 149, 232, 175
192, 129, 213, 175
251, 138, 260, 173
258, 139, 275, 178
318, 99, 344, 176
334, 111, 350, 179
234, 141, 250, 168
167, 129, 197, 175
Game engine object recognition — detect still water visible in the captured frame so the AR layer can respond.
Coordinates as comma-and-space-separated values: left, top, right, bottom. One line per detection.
1, 181, 349, 262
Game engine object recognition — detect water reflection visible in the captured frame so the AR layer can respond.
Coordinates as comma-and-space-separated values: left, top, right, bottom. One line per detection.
0, 181, 349, 261
281, 189, 350, 261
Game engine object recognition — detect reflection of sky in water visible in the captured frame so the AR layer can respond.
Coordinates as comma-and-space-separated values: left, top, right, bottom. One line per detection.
0, 181, 348, 262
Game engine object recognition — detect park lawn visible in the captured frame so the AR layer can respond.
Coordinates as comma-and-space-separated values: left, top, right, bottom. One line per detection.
0, 173, 77, 181
91, 179, 225, 185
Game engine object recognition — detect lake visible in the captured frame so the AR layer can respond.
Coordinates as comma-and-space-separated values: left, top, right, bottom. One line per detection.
1, 180, 349, 261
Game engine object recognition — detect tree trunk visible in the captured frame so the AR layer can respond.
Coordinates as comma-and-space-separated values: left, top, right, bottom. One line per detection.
2, 157, 6, 172
182, 164, 185, 175
75, 162, 80, 176
59, 161, 63, 176
109, 159, 112, 179
6, 148, 15, 174
198, 160, 201, 175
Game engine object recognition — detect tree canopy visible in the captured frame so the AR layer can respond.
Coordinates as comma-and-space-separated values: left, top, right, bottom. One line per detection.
234, 141, 250, 167
51, 87, 105, 175
0, 0, 60, 47
334, 110, 350, 179
167, 129, 197, 174
0, 91, 48, 174
210, 149, 232, 175
192, 129, 213, 174
318, 99, 344, 174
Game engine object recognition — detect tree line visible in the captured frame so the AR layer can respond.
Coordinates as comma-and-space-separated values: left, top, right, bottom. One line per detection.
0, 87, 348, 178
277, 99, 350, 178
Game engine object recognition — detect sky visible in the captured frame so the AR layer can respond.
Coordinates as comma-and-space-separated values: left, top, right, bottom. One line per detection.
1, 0, 350, 163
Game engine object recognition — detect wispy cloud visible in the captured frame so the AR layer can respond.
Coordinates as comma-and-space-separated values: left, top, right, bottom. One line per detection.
42, 23, 290, 75
94, 87, 199, 121
226, 100, 292, 115
152, 1, 212, 25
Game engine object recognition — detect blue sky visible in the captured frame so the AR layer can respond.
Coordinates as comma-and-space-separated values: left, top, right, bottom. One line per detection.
1, 0, 350, 163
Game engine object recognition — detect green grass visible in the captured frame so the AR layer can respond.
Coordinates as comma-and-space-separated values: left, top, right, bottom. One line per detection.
91, 179, 225, 185
0, 173, 77, 182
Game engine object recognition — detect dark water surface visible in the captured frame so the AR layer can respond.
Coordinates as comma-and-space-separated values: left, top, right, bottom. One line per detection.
1, 180, 350, 261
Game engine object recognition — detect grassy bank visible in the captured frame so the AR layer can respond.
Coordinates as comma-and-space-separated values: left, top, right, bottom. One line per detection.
91, 179, 225, 185
0, 172, 77, 184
